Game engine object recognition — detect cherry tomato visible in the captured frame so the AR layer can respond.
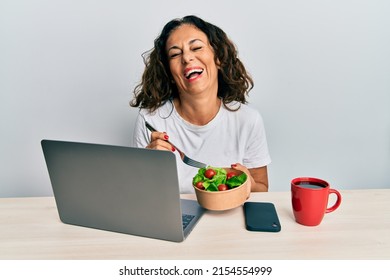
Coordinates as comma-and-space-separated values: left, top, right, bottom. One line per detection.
204, 168, 216, 179
218, 184, 229, 191
226, 171, 236, 180
195, 181, 205, 190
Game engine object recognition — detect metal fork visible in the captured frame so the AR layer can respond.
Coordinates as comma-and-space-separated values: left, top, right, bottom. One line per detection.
145, 121, 207, 168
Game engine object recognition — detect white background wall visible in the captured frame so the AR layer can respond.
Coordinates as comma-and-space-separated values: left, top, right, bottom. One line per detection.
1, 0, 389, 197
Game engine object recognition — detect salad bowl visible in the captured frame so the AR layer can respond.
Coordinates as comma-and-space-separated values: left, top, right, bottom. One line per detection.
192, 167, 251, 211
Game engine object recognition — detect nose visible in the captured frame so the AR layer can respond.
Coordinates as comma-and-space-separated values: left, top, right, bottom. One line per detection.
181, 50, 194, 64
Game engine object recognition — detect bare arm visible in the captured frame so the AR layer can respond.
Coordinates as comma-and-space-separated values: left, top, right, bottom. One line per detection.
248, 166, 269, 192
232, 164, 269, 192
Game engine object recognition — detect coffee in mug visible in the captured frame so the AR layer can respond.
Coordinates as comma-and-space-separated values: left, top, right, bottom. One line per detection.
291, 177, 342, 226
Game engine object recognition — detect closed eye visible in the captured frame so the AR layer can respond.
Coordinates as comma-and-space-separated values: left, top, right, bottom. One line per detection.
170, 53, 180, 58
169, 51, 182, 58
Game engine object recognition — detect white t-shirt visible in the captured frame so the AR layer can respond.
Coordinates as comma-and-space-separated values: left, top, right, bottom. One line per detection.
132, 100, 271, 193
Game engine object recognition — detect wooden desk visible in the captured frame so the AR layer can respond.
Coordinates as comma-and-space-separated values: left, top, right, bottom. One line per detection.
0, 189, 389, 260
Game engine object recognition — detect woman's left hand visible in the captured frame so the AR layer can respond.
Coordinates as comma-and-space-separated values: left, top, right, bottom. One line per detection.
231, 163, 269, 192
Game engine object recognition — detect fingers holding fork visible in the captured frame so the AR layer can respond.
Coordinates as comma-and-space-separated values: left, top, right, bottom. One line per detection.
146, 126, 176, 152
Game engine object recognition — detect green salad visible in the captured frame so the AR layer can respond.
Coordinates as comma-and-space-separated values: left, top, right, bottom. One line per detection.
192, 166, 247, 192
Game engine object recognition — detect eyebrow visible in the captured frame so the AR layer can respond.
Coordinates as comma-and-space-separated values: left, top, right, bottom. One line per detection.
167, 38, 204, 52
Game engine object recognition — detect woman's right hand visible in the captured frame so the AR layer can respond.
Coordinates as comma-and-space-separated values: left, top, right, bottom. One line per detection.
146, 131, 175, 152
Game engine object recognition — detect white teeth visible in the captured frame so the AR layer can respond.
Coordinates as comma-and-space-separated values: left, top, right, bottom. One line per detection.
185, 69, 203, 78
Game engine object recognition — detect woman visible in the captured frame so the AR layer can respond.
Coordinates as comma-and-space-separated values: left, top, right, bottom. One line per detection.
131, 15, 271, 193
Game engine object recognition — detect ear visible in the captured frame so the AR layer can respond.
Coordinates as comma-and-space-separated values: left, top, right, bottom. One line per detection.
216, 58, 221, 69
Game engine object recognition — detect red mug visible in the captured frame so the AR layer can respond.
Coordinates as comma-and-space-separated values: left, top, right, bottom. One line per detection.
291, 177, 342, 226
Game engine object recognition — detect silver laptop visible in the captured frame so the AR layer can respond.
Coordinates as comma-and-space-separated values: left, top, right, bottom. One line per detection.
41, 139, 205, 242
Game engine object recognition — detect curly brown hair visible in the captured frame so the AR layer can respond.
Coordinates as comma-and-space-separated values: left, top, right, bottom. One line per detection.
130, 15, 254, 112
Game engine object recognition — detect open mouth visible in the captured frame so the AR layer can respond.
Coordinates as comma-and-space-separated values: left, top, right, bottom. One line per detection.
184, 68, 204, 80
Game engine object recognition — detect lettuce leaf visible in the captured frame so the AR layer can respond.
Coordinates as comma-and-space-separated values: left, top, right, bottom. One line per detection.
226, 172, 247, 188
192, 166, 247, 192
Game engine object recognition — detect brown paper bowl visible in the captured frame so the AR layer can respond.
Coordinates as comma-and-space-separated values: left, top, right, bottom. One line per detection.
193, 168, 251, 211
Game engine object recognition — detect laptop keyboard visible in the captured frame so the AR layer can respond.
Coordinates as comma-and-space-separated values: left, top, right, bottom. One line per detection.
182, 214, 195, 230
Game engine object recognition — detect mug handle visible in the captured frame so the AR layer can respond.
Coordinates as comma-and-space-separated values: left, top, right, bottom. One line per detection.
325, 189, 342, 213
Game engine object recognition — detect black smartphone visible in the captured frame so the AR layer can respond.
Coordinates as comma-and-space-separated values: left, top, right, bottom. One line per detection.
244, 202, 281, 232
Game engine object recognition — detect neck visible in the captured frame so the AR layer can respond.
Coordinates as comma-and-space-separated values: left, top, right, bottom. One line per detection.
174, 96, 221, 126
